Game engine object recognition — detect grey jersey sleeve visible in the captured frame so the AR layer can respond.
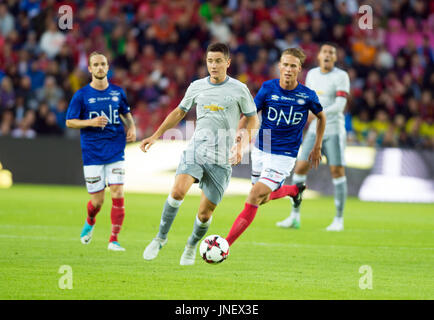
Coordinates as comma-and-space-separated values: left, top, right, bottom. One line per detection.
178, 82, 197, 112
238, 84, 257, 116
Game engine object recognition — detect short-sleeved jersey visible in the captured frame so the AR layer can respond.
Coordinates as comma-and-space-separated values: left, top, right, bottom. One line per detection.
179, 76, 257, 165
306, 67, 350, 136
254, 79, 323, 157
66, 83, 131, 166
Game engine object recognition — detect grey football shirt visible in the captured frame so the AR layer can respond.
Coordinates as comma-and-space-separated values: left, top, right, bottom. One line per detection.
306, 67, 350, 136
179, 76, 257, 165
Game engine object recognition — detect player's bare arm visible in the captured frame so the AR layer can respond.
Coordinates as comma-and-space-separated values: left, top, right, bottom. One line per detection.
308, 111, 326, 169
120, 113, 136, 142
230, 114, 259, 165
66, 116, 108, 129
140, 107, 187, 153
235, 115, 248, 141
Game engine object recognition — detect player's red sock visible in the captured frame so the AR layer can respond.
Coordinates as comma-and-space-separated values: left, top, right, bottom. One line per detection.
86, 200, 101, 226
269, 184, 299, 200
226, 202, 258, 246
109, 198, 125, 243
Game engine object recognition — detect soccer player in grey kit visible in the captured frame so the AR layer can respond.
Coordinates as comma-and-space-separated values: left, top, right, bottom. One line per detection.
140, 43, 259, 265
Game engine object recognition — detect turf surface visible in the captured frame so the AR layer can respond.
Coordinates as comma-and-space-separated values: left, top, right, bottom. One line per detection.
0, 184, 433, 300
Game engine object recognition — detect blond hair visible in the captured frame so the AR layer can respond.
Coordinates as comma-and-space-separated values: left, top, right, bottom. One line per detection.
281, 48, 306, 65
88, 51, 106, 66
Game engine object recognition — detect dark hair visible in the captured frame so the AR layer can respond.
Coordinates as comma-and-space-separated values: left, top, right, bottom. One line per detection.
320, 42, 338, 51
281, 47, 306, 65
206, 43, 230, 59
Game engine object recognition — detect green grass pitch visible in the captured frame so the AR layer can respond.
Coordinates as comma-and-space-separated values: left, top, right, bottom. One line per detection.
0, 184, 433, 300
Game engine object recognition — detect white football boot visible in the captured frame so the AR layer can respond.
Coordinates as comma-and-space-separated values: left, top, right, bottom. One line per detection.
143, 237, 168, 260
108, 241, 126, 251
326, 217, 344, 231
180, 244, 197, 266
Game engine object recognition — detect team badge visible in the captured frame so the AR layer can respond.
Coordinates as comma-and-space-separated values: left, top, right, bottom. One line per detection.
297, 98, 305, 105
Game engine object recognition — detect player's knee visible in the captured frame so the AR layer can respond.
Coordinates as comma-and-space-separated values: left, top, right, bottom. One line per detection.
171, 188, 186, 201
260, 196, 270, 206
110, 189, 123, 199
295, 161, 310, 175
330, 166, 345, 178
249, 186, 270, 205
92, 198, 104, 209
197, 211, 212, 223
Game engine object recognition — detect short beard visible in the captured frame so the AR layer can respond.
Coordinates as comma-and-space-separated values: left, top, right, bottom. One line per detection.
94, 74, 106, 80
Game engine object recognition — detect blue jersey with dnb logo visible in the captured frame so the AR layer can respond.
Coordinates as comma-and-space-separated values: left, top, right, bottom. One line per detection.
66, 83, 131, 165
254, 79, 323, 157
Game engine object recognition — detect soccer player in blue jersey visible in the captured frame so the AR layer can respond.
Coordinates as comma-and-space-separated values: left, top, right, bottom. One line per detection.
66, 52, 136, 251
225, 48, 326, 246
277, 43, 350, 231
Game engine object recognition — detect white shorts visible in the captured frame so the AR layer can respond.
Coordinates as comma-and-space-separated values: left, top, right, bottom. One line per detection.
83, 161, 125, 194
251, 147, 296, 191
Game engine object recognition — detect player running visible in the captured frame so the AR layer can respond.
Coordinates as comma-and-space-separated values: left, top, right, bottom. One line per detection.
66, 52, 136, 251
225, 47, 326, 247
140, 43, 259, 265
276, 43, 350, 231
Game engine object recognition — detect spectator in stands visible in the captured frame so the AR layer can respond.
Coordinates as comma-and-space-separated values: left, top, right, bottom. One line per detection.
11, 109, 36, 139
39, 20, 66, 59
351, 109, 371, 146
0, 3, 14, 37
208, 14, 231, 43
36, 76, 64, 110
0, 109, 14, 136
0, 76, 15, 111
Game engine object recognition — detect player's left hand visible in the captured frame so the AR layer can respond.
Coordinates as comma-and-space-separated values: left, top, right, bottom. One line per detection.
126, 127, 136, 142
229, 142, 243, 166
308, 147, 322, 169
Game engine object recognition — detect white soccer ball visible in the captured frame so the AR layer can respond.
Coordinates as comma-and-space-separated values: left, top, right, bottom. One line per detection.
199, 235, 230, 264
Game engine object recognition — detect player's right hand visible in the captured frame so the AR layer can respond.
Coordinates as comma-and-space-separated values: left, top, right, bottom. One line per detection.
140, 136, 156, 153
308, 146, 322, 169
92, 115, 108, 128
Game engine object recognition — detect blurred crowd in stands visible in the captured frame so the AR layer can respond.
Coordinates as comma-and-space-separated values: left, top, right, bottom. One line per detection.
0, 0, 433, 150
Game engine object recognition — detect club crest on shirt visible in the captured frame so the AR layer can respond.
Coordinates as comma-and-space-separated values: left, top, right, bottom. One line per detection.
297, 98, 306, 105
112, 96, 119, 102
